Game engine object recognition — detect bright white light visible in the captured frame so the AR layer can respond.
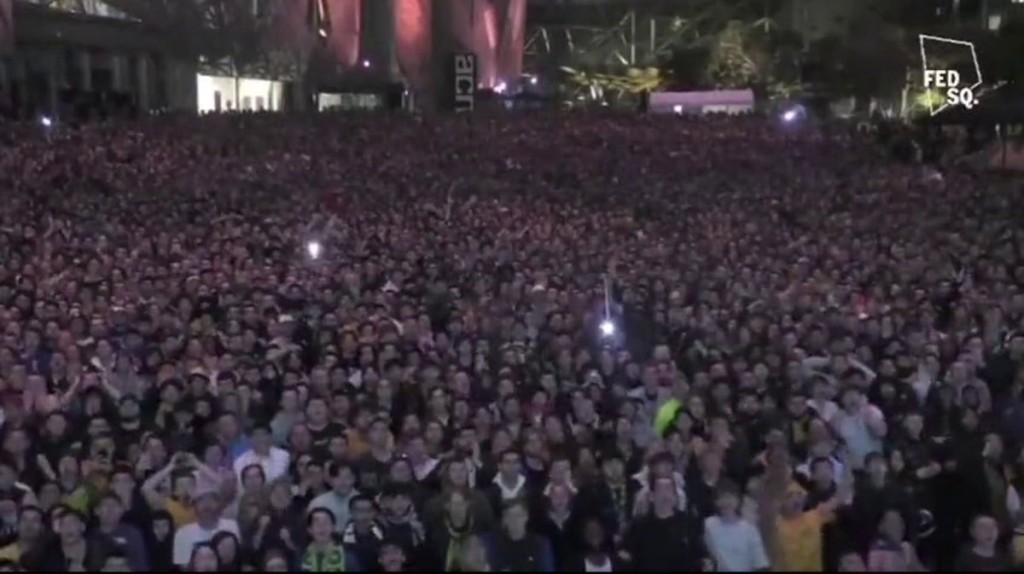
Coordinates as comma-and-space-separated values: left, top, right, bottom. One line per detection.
782, 109, 798, 122
599, 320, 615, 337
672, 105, 683, 115
306, 241, 322, 260
494, 81, 508, 94
40, 116, 52, 127
362, 60, 371, 68
529, 76, 538, 85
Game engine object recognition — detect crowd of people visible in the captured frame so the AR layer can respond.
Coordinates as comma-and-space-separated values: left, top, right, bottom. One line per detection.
0, 110, 1020, 572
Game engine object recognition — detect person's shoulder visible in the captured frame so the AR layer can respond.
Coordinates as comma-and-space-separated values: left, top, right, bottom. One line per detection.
0, 541, 19, 562
703, 515, 720, 530
218, 517, 241, 532
309, 490, 333, 506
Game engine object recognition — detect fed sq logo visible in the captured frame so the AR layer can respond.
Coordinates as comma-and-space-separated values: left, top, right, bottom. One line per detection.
919, 34, 983, 116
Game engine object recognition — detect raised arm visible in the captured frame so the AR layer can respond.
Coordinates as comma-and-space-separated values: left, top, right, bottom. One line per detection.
141, 461, 177, 510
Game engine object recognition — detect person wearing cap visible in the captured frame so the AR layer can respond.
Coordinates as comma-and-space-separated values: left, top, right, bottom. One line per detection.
171, 487, 239, 569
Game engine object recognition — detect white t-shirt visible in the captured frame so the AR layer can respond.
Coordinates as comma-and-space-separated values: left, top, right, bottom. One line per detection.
584, 555, 614, 572
172, 518, 241, 566
704, 515, 769, 572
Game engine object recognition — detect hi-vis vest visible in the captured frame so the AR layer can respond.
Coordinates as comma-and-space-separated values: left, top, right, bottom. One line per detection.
302, 546, 346, 572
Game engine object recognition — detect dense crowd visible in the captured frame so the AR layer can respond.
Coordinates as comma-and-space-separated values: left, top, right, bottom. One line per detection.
0, 111, 1020, 572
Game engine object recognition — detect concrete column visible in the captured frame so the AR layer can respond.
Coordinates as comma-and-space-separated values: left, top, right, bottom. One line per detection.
46, 52, 58, 116
136, 54, 150, 112
366, 0, 397, 79
0, 59, 8, 94
168, 59, 197, 111
109, 53, 124, 91
79, 51, 92, 91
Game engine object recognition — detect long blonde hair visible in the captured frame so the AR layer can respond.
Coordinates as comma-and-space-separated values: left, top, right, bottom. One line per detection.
458, 535, 490, 572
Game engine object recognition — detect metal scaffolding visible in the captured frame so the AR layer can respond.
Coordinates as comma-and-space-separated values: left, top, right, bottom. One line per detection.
524, 0, 686, 72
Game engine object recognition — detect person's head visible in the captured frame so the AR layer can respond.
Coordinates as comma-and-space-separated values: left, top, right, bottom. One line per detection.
581, 517, 607, 551
212, 531, 240, 566
865, 452, 888, 481
150, 510, 174, 540
251, 425, 273, 454
57, 506, 86, 543
983, 432, 1004, 461
101, 551, 131, 572
878, 509, 905, 542
16, 506, 43, 542
810, 456, 834, 485
547, 483, 572, 513
268, 480, 293, 510
971, 514, 1000, 548
307, 507, 337, 543
187, 542, 221, 572
378, 540, 406, 572
651, 476, 678, 511
327, 462, 356, 495
498, 449, 521, 480
445, 459, 470, 490
548, 454, 572, 484
194, 490, 221, 523
350, 494, 377, 527
446, 490, 469, 523
241, 463, 267, 492
171, 470, 197, 501
781, 481, 807, 516
263, 550, 290, 572
368, 417, 390, 449
95, 492, 124, 527
840, 386, 863, 412
501, 500, 529, 537
601, 453, 624, 482
714, 482, 741, 517
837, 551, 866, 572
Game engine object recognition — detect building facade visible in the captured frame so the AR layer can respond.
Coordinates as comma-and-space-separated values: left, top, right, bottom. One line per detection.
0, 0, 195, 118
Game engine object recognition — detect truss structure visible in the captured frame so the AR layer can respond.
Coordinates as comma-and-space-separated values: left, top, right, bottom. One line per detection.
524, 0, 726, 72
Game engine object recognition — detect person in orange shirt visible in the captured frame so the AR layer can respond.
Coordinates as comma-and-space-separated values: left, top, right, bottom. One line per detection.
759, 431, 853, 572
774, 480, 842, 572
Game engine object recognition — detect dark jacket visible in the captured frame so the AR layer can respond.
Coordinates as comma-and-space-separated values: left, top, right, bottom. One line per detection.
577, 481, 635, 536
23, 534, 109, 572
625, 510, 704, 572
484, 530, 555, 572
341, 521, 384, 571
530, 510, 585, 570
